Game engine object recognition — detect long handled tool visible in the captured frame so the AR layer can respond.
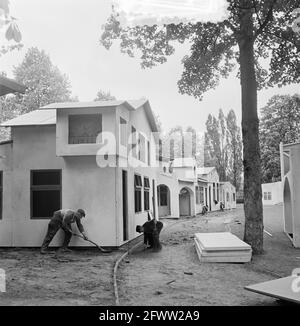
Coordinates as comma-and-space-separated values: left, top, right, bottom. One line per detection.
73, 233, 112, 253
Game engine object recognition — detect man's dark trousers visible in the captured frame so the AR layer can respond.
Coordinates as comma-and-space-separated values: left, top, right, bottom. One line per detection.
41, 215, 72, 251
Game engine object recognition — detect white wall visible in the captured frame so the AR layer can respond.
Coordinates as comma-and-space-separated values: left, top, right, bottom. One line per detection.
262, 181, 283, 206
0, 142, 13, 246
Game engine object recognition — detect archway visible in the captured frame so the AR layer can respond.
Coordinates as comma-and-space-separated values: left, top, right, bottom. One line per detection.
283, 178, 293, 237
179, 187, 192, 216
157, 184, 171, 217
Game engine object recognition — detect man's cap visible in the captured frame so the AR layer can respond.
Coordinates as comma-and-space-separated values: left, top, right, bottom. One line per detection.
77, 209, 86, 217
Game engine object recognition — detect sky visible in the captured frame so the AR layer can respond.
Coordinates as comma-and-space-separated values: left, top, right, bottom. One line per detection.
1, 0, 299, 133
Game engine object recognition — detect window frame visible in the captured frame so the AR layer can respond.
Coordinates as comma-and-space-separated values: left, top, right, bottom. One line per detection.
30, 170, 62, 220
139, 133, 146, 162
120, 117, 127, 147
144, 177, 150, 211
134, 174, 143, 213
68, 114, 102, 144
131, 126, 137, 158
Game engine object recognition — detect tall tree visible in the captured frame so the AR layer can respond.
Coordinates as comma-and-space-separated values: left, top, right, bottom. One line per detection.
260, 94, 300, 183
0, 47, 75, 141
205, 109, 235, 182
226, 110, 243, 190
101, 1, 300, 253
94, 90, 116, 101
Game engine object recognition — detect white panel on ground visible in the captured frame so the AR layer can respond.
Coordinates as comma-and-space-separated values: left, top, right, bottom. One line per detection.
245, 276, 300, 304
194, 232, 252, 263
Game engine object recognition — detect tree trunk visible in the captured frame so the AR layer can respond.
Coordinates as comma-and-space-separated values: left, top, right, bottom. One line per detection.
238, 8, 264, 254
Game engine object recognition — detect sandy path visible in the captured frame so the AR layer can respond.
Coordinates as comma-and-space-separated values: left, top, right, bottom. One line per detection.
118, 205, 300, 306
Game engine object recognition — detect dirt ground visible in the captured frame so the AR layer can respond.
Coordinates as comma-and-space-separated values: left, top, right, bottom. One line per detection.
0, 248, 123, 306
0, 204, 299, 306
118, 204, 300, 306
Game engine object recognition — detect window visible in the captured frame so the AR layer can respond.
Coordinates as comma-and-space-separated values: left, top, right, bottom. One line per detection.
120, 117, 127, 147
196, 187, 199, 204
131, 126, 137, 158
144, 177, 150, 211
159, 185, 168, 206
0, 171, 2, 220
134, 174, 142, 213
69, 114, 102, 144
31, 170, 62, 219
217, 183, 219, 202
147, 141, 150, 166
233, 193, 236, 202
200, 187, 204, 204
268, 192, 272, 200
213, 183, 216, 201
264, 192, 272, 200
139, 133, 146, 162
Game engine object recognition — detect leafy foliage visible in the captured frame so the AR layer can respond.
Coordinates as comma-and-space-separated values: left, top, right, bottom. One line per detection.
94, 90, 116, 101
0, 47, 75, 141
101, 1, 300, 98
205, 109, 242, 189
0, 0, 23, 57
260, 94, 300, 183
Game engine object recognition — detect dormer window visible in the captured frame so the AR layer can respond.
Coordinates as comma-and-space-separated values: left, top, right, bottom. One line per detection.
68, 114, 102, 144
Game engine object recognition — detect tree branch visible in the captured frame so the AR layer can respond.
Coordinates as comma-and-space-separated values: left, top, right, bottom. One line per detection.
254, 0, 277, 38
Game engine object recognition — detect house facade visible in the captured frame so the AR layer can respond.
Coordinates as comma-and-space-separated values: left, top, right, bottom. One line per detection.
280, 142, 300, 248
156, 160, 237, 219
0, 100, 159, 247
0, 99, 236, 247
261, 181, 283, 206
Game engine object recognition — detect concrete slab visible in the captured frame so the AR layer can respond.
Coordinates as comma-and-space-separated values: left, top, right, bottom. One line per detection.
195, 232, 251, 251
245, 276, 300, 304
195, 238, 252, 257
194, 240, 252, 263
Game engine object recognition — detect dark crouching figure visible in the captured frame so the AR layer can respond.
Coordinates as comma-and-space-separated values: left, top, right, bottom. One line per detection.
40, 209, 88, 254
136, 212, 163, 252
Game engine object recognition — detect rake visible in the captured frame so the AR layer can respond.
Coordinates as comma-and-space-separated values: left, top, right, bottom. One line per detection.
73, 233, 113, 253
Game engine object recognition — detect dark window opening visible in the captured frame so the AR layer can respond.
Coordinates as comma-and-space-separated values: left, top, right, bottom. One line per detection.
69, 114, 102, 144
144, 177, 150, 211
31, 170, 61, 219
134, 174, 142, 213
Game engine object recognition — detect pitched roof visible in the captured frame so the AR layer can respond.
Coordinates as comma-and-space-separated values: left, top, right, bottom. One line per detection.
41, 100, 135, 110
197, 167, 216, 175
0, 76, 26, 96
1, 110, 56, 127
1, 98, 159, 132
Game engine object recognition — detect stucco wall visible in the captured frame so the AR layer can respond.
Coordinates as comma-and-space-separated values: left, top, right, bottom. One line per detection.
0, 142, 13, 246
262, 181, 283, 206
9, 126, 65, 247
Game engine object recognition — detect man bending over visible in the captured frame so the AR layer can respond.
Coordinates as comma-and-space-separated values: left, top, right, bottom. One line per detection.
40, 208, 88, 254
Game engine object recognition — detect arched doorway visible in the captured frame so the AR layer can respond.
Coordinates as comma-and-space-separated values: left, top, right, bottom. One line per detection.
157, 185, 171, 217
284, 178, 293, 236
179, 187, 191, 216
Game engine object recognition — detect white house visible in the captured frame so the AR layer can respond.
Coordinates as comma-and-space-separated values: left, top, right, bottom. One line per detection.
156, 160, 236, 219
261, 181, 283, 206
280, 142, 300, 248
0, 99, 159, 247
0, 98, 237, 247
